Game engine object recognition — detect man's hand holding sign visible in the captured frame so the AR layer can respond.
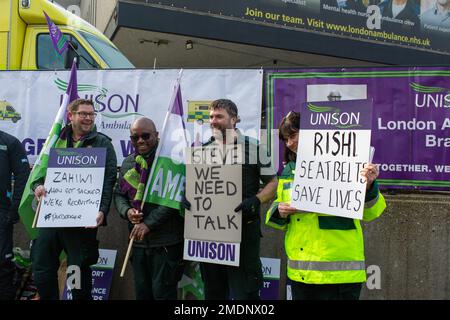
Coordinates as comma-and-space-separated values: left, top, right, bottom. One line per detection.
34, 148, 106, 228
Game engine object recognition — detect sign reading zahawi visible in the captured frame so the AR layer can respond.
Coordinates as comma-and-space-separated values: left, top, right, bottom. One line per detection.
37, 148, 106, 227
291, 100, 373, 220
184, 146, 242, 266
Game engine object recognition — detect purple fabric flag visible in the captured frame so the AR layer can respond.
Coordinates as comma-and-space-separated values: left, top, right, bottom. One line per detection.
67, 60, 80, 101
64, 61, 80, 123
171, 81, 187, 131
18, 59, 79, 239
144, 72, 188, 210
44, 11, 69, 55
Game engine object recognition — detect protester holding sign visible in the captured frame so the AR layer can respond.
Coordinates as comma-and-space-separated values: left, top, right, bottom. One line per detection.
32, 99, 117, 300
0, 130, 30, 300
114, 117, 184, 300
184, 99, 277, 300
265, 111, 386, 300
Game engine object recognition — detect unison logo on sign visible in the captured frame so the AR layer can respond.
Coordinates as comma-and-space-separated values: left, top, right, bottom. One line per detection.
307, 103, 362, 129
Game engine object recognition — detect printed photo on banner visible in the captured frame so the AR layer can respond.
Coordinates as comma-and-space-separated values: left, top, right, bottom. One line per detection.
307, 84, 367, 102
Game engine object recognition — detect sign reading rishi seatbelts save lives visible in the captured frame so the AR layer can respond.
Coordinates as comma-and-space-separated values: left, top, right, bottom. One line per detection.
37, 148, 106, 227
183, 145, 242, 266
291, 100, 373, 220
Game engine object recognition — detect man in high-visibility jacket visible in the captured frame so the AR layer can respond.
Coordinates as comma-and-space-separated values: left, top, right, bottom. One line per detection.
266, 111, 386, 300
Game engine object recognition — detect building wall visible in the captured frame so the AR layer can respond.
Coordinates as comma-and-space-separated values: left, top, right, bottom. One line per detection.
78, 0, 116, 33
79, 0, 96, 26
92, 0, 116, 34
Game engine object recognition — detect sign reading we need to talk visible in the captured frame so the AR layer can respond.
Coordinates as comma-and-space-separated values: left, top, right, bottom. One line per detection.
291, 100, 373, 220
37, 148, 106, 227
184, 145, 242, 266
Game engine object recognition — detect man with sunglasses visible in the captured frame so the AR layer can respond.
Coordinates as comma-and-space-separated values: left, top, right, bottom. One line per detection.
114, 117, 184, 300
32, 99, 117, 300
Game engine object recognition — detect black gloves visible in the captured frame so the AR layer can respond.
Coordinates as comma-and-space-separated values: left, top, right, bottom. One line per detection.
182, 194, 261, 218
181, 194, 191, 211
234, 195, 261, 217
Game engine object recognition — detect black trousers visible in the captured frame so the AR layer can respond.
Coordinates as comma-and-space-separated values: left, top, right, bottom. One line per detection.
0, 212, 15, 300
131, 242, 184, 300
200, 219, 263, 300
291, 281, 362, 300
31, 228, 99, 300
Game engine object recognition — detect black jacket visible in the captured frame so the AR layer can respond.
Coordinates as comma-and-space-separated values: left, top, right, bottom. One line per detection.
114, 152, 184, 248
0, 130, 30, 223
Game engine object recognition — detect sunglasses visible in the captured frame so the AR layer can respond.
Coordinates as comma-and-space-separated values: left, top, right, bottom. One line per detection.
130, 133, 153, 142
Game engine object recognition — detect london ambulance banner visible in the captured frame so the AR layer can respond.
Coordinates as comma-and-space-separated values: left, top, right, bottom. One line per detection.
266, 67, 450, 190
0, 69, 263, 164
142, 0, 450, 57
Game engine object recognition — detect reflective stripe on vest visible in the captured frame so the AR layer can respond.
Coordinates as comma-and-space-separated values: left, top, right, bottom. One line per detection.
288, 259, 365, 271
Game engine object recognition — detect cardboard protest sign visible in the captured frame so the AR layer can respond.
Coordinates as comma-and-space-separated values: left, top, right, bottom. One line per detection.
183, 146, 242, 266
37, 148, 106, 227
291, 100, 373, 220
63, 249, 117, 300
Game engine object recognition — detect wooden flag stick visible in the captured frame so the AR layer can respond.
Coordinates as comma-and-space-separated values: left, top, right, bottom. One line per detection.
120, 237, 134, 277
120, 72, 184, 278
32, 197, 42, 229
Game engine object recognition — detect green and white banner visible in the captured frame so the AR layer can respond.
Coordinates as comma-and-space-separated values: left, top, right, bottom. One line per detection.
0, 69, 263, 164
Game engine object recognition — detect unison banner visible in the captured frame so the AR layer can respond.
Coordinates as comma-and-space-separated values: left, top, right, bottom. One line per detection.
0, 69, 263, 164
266, 67, 450, 190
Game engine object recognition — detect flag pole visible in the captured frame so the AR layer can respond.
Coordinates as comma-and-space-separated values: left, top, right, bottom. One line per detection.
119, 70, 184, 277
120, 237, 134, 277
31, 197, 42, 229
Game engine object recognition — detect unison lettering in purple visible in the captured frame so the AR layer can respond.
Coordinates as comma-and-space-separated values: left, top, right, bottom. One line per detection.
187, 240, 235, 261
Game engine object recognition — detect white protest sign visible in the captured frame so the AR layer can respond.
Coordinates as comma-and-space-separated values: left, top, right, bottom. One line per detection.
37, 148, 106, 227
183, 146, 242, 266
291, 100, 373, 220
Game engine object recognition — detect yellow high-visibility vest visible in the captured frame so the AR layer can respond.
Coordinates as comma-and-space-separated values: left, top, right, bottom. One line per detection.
266, 162, 386, 284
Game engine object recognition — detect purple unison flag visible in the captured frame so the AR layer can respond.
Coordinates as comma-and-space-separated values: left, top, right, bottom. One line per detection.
18, 59, 79, 239
44, 11, 69, 55
144, 73, 188, 210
